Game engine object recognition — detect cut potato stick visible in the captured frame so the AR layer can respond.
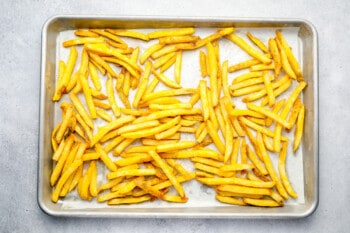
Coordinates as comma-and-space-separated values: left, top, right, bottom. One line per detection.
194, 162, 220, 176
149, 150, 185, 197
216, 195, 246, 206
268, 38, 282, 77
207, 120, 225, 154
113, 138, 136, 155
132, 61, 152, 108
246, 103, 291, 128
142, 88, 197, 102
256, 132, 288, 199
266, 99, 286, 127
246, 145, 268, 175
191, 157, 223, 168
148, 27, 195, 39
279, 141, 298, 198
246, 32, 269, 53
286, 98, 301, 131
106, 29, 149, 41
52, 61, 66, 101
293, 103, 305, 152
217, 184, 272, 196
107, 196, 151, 205
228, 59, 260, 73
263, 72, 275, 107
159, 35, 199, 45
199, 50, 208, 77
59, 46, 78, 94
174, 51, 182, 84
74, 29, 99, 37
226, 34, 271, 64
140, 43, 164, 64
243, 198, 280, 207
107, 168, 156, 179
156, 141, 196, 153
276, 30, 302, 78
207, 42, 219, 107
152, 69, 181, 89
122, 116, 180, 139
198, 177, 275, 188
153, 52, 175, 69
63, 37, 105, 47
199, 80, 210, 121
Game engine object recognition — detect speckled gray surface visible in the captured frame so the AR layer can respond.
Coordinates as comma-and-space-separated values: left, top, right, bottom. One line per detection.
1, 0, 349, 232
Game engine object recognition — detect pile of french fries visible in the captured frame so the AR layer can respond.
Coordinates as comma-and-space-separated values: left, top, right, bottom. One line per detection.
50, 27, 306, 207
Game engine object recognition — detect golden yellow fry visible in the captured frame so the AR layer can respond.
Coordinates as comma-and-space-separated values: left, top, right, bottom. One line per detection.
75, 113, 93, 142
207, 42, 219, 107
243, 198, 280, 207
89, 29, 127, 46
52, 134, 65, 160
133, 61, 152, 108
114, 154, 152, 167
133, 108, 200, 124
195, 27, 235, 48
246, 116, 265, 126
52, 60, 66, 101
207, 120, 225, 154
149, 150, 185, 197
148, 27, 195, 39
104, 136, 124, 153
78, 73, 97, 119
215, 195, 246, 206
174, 51, 182, 84
199, 50, 208, 77
90, 88, 108, 100
226, 34, 271, 64
155, 124, 181, 140
239, 116, 286, 140
152, 69, 181, 89
142, 88, 197, 102
90, 115, 135, 147
160, 54, 177, 73
256, 132, 288, 199
268, 38, 281, 77
151, 44, 179, 59
62, 142, 79, 174
260, 79, 293, 107
117, 120, 160, 135
96, 109, 112, 122
82, 152, 100, 161
246, 32, 269, 53
191, 157, 223, 168
55, 104, 74, 143
106, 29, 149, 41
87, 161, 98, 197
166, 159, 192, 179
249, 62, 275, 72
246, 103, 291, 128
93, 100, 111, 110
263, 72, 275, 107
94, 143, 117, 172
107, 195, 151, 205
50, 134, 75, 186
217, 184, 272, 196
122, 116, 180, 139
246, 145, 268, 175
59, 47, 78, 94
63, 37, 105, 47
88, 62, 102, 91
273, 81, 307, 151
279, 141, 298, 199
153, 52, 176, 69
195, 171, 214, 178
277, 39, 297, 79
149, 103, 192, 111
74, 29, 99, 37
105, 76, 120, 118
220, 60, 230, 98
224, 122, 233, 163
107, 168, 155, 180
52, 159, 83, 203
286, 98, 301, 131
232, 71, 263, 84
228, 59, 260, 73
199, 80, 210, 121
293, 104, 305, 152
143, 77, 159, 96
276, 30, 302, 77
230, 76, 267, 90
120, 108, 149, 116
194, 162, 220, 176
159, 35, 199, 45
140, 43, 164, 64
89, 52, 118, 78
263, 133, 274, 152
156, 141, 196, 153
198, 177, 275, 188
113, 138, 136, 155
266, 99, 286, 127
229, 109, 264, 119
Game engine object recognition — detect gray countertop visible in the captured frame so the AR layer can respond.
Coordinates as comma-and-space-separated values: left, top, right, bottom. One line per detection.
1, 0, 349, 232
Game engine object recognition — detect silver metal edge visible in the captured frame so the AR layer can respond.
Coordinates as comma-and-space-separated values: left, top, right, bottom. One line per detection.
38, 15, 318, 218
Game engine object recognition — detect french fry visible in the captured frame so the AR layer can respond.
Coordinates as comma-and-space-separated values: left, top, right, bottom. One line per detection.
63, 37, 105, 47
79, 72, 97, 119
263, 72, 275, 107
156, 141, 196, 153
246, 145, 268, 175
225, 34, 271, 64
279, 141, 298, 198
199, 50, 208, 77
228, 58, 260, 73
55, 104, 74, 143
243, 198, 280, 207
207, 120, 225, 154
246, 103, 291, 128
216, 195, 246, 206
89, 29, 127, 47
276, 39, 297, 80
132, 61, 152, 108
174, 51, 182, 84
153, 52, 176, 70
52, 61, 66, 101
74, 29, 99, 37
199, 80, 210, 121
142, 88, 197, 102
93, 100, 111, 110
107, 168, 156, 179
256, 132, 288, 199
59, 46, 78, 94
194, 162, 220, 176
224, 122, 233, 163
268, 38, 281, 77
107, 195, 151, 205
113, 138, 136, 155
149, 150, 185, 197
276, 30, 302, 78
140, 43, 164, 64
148, 27, 195, 39
152, 69, 181, 89
293, 103, 305, 152
198, 177, 275, 188
286, 98, 301, 131
104, 136, 124, 153
266, 99, 286, 127
159, 35, 199, 44
217, 184, 272, 196
155, 124, 181, 140
160, 54, 177, 72
207, 42, 219, 107
106, 75, 121, 117
246, 32, 269, 53
106, 29, 149, 41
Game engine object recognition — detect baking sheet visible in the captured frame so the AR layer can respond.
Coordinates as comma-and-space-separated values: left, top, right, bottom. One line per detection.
39, 16, 318, 218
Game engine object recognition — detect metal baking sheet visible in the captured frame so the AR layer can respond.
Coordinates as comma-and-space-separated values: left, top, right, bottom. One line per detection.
38, 15, 318, 218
